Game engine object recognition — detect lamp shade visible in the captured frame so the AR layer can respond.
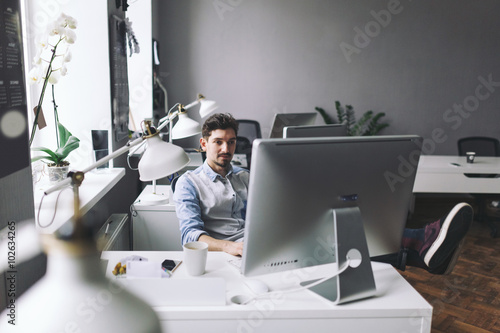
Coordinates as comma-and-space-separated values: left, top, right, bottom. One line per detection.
171, 113, 202, 140
138, 135, 190, 181
198, 98, 218, 118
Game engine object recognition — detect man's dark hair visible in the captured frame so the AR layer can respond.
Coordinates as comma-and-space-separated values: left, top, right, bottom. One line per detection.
202, 113, 239, 138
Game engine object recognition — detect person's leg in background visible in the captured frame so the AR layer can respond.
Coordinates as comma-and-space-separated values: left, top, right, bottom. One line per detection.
372, 202, 473, 275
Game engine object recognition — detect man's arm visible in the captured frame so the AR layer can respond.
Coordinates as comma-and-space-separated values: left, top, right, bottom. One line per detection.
198, 234, 243, 256
173, 175, 208, 245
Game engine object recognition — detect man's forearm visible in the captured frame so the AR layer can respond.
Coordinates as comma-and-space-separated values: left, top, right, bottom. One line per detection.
198, 234, 243, 256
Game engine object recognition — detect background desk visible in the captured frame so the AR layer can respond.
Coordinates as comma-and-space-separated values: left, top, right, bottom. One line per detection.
413, 155, 500, 194
101, 251, 432, 333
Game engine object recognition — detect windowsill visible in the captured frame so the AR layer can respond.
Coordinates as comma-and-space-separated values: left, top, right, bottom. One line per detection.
33, 168, 126, 234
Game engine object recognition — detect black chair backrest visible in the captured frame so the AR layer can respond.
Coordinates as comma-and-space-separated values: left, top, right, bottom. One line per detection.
235, 136, 252, 155
458, 136, 500, 157
171, 175, 180, 193
236, 120, 262, 144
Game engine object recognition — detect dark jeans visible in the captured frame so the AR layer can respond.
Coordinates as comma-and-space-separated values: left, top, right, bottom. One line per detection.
371, 248, 427, 271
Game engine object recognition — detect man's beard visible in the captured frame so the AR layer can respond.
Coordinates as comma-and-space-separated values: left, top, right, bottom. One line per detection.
215, 154, 232, 168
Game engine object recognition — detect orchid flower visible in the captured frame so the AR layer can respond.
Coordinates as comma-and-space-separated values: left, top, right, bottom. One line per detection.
29, 12, 78, 147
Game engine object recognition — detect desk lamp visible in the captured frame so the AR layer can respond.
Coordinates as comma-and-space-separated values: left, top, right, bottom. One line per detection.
139, 93, 218, 204
158, 93, 219, 142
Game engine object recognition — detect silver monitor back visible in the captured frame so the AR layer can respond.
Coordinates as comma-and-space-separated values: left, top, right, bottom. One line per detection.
241, 135, 422, 277
268, 113, 317, 138
283, 123, 348, 138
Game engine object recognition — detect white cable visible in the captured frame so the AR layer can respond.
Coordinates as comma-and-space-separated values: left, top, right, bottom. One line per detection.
37, 187, 71, 229
241, 259, 352, 305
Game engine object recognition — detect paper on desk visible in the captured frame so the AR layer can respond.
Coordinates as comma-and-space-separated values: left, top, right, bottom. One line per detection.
127, 260, 170, 278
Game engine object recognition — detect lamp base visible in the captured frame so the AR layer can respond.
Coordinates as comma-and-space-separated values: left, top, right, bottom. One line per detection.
140, 192, 169, 205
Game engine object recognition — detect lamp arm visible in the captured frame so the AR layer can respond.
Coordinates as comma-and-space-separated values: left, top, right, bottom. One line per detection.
157, 94, 203, 132
183, 99, 200, 110
157, 110, 178, 132
44, 135, 146, 195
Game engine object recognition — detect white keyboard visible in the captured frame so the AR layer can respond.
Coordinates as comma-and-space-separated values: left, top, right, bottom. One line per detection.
227, 257, 242, 271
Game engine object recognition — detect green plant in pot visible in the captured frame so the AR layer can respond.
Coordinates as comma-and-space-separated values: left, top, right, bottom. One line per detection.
315, 101, 389, 136
28, 13, 79, 183
31, 121, 80, 182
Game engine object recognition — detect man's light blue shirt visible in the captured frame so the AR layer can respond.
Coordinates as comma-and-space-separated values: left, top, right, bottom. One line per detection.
173, 161, 249, 245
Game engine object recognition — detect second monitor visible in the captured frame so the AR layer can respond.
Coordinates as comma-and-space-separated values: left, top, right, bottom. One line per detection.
283, 123, 348, 138
268, 113, 317, 138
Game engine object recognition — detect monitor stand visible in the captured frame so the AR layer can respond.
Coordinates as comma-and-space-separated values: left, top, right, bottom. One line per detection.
300, 207, 377, 304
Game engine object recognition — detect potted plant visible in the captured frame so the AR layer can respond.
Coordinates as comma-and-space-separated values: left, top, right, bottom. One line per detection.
28, 13, 79, 183
315, 101, 389, 136
31, 122, 80, 183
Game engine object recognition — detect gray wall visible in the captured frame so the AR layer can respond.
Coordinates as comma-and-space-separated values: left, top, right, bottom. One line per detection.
154, 0, 500, 155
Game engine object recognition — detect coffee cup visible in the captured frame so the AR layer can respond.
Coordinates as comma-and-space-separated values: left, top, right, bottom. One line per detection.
183, 241, 208, 276
466, 152, 475, 164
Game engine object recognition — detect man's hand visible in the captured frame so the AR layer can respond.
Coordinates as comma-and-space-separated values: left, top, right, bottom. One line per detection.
198, 235, 244, 256
223, 240, 244, 256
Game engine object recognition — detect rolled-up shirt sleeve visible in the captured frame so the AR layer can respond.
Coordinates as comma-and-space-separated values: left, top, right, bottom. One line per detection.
173, 175, 208, 245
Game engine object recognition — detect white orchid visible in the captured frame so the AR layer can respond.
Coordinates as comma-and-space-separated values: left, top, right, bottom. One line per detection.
64, 28, 77, 44
29, 13, 77, 81
60, 65, 68, 76
29, 12, 78, 147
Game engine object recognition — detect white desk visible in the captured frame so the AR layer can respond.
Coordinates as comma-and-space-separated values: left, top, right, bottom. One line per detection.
132, 185, 182, 250
34, 168, 125, 234
413, 155, 500, 194
101, 251, 432, 333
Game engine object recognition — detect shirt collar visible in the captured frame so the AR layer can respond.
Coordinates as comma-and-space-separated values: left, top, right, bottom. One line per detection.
202, 160, 233, 182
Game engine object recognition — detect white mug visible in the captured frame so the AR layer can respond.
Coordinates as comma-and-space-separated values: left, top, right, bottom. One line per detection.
183, 241, 208, 276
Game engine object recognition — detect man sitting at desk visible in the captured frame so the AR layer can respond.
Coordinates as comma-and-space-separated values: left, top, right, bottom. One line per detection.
173, 113, 473, 275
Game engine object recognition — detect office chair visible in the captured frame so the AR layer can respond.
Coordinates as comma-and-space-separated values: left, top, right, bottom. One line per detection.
236, 120, 262, 144
457, 136, 500, 237
235, 120, 262, 169
235, 136, 252, 169
170, 175, 180, 193
457, 136, 500, 156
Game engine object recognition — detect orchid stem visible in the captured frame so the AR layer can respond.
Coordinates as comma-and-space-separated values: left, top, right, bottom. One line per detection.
52, 84, 59, 148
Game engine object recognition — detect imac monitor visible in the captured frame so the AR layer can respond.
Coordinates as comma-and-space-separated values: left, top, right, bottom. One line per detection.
268, 113, 317, 138
242, 135, 422, 279
283, 123, 348, 138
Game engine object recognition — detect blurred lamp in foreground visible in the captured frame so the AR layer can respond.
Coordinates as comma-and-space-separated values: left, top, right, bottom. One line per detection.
0, 122, 177, 332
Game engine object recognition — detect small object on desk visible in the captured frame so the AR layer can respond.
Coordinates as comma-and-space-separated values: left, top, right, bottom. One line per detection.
162, 259, 182, 276
466, 151, 476, 163
112, 255, 148, 276
449, 162, 461, 167
127, 260, 165, 278
183, 241, 208, 276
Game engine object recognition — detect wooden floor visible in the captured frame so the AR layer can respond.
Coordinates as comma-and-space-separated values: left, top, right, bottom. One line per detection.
400, 197, 500, 333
